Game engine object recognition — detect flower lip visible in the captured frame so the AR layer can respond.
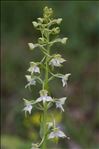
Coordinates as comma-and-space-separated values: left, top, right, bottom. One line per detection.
61, 73, 71, 87
36, 95, 53, 103
23, 104, 32, 114
48, 127, 66, 139
25, 75, 36, 88
28, 62, 40, 74
55, 97, 67, 112
49, 54, 66, 67
23, 99, 33, 114
56, 102, 64, 112
36, 90, 53, 103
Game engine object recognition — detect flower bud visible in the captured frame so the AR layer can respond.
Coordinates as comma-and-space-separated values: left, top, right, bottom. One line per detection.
32, 21, 38, 27
28, 43, 35, 50
61, 38, 68, 44
51, 27, 60, 34
43, 6, 53, 19
38, 37, 45, 44
56, 18, 62, 24
37, 17, 43, 23
39, 89, 48, 96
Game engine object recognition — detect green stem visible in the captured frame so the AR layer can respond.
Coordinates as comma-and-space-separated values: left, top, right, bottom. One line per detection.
41, 29, 50, 149
41, 55, 49, 149
41, 105, 47, 149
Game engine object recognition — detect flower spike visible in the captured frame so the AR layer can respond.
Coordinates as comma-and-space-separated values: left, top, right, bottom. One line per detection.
23, 6, 71, 149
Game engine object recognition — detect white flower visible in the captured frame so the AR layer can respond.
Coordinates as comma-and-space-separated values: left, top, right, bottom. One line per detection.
61, 73, 71, 87
36, 90, 53, 104
23, 104, 32, 114
49, 54, 66, 67
55, 97, 67, 112
48, 128, 66, 139
25, 75, 36, 88
28, 62, 40, 74
23, 99, 32, 114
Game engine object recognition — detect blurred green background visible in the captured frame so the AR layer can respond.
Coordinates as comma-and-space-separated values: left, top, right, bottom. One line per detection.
1, 1, 99, 149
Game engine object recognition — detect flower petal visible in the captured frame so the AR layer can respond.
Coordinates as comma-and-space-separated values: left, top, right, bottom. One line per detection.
48, 132, 56, 139
56, 130, 66, 138
56, 102, 64, 112
23, 104, 32, 114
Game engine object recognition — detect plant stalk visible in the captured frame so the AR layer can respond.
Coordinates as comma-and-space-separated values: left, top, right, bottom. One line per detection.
41, 49, 50, 149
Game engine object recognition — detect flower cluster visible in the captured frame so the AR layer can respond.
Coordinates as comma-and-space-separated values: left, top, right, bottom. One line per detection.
23, 6, 71, 149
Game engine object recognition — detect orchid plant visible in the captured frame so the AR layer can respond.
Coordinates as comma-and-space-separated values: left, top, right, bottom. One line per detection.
23, 6, 71, 149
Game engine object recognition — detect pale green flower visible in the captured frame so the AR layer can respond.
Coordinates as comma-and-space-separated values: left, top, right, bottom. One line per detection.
61, 73, 71, 87
49, 54, 66, 67
48, 128, 66, 139
36, 90, 53, 104
23, 99, 32, 114
25, 75, 36, 88
55, 97, 67, 112
28, 62, 40, 74
23, 6, 71, 148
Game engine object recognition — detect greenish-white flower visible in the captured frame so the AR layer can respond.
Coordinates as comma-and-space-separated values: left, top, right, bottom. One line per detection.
36, 90, 53, 104
48, 128, 66, 139
61, 73, 71, 87
28, 62, 40, 74
55, 97, 67, 112
23, 99, 32, 114
25, 75, 36, 88
49, 54, 66, 67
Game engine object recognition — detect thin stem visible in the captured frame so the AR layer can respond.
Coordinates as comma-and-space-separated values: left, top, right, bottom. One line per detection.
41, 53, 49, 149
41, 105, 47, 149
41, 29, 50, 149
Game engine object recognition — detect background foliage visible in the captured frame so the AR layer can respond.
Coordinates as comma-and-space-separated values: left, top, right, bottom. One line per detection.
1, 1, 99, 149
